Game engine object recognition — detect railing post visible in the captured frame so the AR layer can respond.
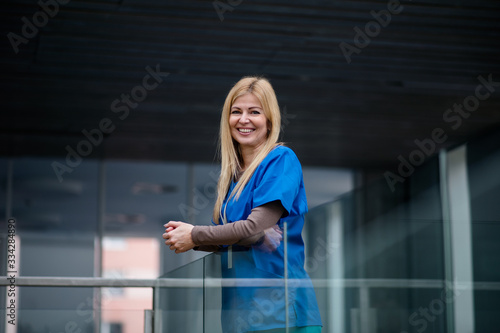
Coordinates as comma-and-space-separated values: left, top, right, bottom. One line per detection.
144, 309, 154, 333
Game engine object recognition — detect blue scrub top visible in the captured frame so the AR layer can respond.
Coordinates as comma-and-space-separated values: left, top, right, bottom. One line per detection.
217, 145, 322, 333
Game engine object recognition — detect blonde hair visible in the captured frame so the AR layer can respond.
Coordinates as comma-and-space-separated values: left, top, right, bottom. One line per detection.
213, 76, 282, 224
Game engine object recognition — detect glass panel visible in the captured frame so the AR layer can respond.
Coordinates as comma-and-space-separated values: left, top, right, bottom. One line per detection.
11, 158, 98, 277
190, 163, 220, 226
0, 286, 152, 333
356, 157, 443, 280
370, 287, 448, 333
102, 236, 160, 281
157, 256, 205, 333
101, 287, 153, 333
473, 290, 500, 333
468, 132, 500, 282
101, 237, 158, 331
104, 160, 187, 238
467, 130, 500, 333
16, 286, 96, 332
104, 160, 189, 275
302, 167, 353, 207
204, 253, 223, 333
302, 155, 446, 332
155, 154, 448, 333
203, 249, 289, 333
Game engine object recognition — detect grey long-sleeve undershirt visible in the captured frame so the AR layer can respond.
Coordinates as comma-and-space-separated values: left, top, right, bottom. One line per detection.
191, 200, 285, 252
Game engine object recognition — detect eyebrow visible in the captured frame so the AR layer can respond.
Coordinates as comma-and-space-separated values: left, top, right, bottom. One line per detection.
231, 106, 262, 110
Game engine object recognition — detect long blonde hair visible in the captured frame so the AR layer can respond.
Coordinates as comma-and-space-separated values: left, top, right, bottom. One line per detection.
213, 76, 282, 224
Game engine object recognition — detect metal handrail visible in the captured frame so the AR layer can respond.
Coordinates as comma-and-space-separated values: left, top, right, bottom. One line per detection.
1, 276, 499, 290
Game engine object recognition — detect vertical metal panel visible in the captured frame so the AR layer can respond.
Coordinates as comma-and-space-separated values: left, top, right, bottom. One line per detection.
440, 145, 475, 333
328, 200, 345, 333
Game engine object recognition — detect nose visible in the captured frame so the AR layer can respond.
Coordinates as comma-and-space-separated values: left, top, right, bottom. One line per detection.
239, 111, 250, 123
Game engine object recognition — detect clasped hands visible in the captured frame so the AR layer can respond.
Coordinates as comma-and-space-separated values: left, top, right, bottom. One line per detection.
163, 221, 283, 254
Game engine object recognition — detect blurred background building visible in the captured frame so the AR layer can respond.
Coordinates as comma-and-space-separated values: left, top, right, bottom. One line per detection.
0, 0, 499, 332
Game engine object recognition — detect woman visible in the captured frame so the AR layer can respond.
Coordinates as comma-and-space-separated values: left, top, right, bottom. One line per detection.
163, 76, 322, 333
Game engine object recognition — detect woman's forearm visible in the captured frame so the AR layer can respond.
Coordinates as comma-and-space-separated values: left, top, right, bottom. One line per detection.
191, 201, 284, 246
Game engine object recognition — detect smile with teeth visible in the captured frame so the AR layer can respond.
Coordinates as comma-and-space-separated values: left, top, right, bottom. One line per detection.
238, 128, 255, 133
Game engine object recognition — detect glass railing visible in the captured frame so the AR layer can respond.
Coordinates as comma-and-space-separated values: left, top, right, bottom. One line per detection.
154, 154, 458, 333
154, 133, 500, 333
156, 255, 205, 332
0, 282, 156, 333
0, 308, 150, 333
155, 211, 450, 333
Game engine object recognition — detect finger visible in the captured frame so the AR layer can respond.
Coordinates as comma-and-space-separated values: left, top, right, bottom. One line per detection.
165, 221, 183, 228
175, 247, 187, 254
272, 228, 282, 235
162, 233, 169, 239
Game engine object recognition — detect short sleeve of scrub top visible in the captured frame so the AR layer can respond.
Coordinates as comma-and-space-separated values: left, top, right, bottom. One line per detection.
251, 146, 308, 218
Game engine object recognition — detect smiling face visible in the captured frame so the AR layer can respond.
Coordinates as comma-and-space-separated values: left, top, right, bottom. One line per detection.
229, 93, 269, 153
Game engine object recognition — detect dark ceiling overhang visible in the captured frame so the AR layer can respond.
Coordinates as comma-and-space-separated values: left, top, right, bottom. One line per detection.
1, 0, 500, 176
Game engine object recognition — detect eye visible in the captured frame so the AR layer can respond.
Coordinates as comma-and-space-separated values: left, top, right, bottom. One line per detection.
231, 110, 241, 114
251, 110, 261, 114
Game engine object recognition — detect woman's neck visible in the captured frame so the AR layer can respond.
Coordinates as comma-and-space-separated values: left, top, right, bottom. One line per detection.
239, 144, 260, 171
